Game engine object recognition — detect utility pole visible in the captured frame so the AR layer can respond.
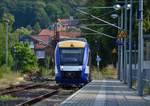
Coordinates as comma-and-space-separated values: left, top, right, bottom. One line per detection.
128, 0, 133, 88
54, 14, 60, 46
137, 0, 144, 96
5, 19, 9, 66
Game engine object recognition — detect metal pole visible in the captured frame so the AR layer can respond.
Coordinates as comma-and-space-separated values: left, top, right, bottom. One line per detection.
118, 43, 121, 79
128, 0, 133, 88
134, 41, 136, 70
96, 53, 100, 79
137, 0, 144, 96
120, 8, 124, 81
123, 0, 128, 84
117, 16, 121, 79
5, 21, 9, 66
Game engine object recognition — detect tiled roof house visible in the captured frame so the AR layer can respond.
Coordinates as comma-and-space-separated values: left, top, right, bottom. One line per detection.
19, 19, 81, 66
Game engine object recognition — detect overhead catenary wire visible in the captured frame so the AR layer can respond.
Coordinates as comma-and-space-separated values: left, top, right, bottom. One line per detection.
69, 0, 118, 39
81, 26, 116, 39
76, 8, 122, 30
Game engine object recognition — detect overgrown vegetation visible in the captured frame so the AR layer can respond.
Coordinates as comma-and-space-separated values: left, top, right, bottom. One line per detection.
39, 67, 55, 79
0, 95, 18, 100
0, 65, 12, 79
91, 65, 117, 80
144, 87, 150, 94
101, 65, 117, 79
0, 65, 24, 88
91, 67, 103, 80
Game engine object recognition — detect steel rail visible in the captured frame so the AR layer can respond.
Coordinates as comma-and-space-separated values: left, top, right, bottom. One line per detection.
16, 90, 58, 106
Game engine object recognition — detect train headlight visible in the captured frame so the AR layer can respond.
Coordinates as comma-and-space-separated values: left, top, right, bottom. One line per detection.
60, 66, 63, 71
79, 67, 82, 71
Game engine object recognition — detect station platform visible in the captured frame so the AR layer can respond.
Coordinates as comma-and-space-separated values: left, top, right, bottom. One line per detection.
60, 80, 150, 106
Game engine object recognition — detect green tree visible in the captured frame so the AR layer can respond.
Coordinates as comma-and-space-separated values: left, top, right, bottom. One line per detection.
14, 43, 38, 73
33, 22, 41, 34
143, 10, 150, 33
0, 12, 15, 67
11, 27, 32, 46
15, 27, 32, 36
34, 7, 50, 28
0, 23, 6, 65
2, 12, 15, 27
0, 0, 81, 29
79, 0, 116, 66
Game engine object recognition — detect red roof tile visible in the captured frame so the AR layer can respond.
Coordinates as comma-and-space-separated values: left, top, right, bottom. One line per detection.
32, 35, 50, 49
34, 29, 81, 49
38, 29, 54, 36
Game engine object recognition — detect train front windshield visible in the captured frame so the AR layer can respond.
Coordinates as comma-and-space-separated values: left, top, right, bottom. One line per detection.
60, 48, 84, 65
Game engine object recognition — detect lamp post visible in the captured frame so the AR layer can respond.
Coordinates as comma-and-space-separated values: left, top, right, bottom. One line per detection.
114, 3, 131, 82
124, 0, 131, 84
112, 4, 125, 81
111, 13, 121, 79
128, 0, 133, 88
137, 0, 144, 96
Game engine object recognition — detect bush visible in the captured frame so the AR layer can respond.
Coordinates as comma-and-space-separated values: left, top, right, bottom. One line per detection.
13, 43, 38, 73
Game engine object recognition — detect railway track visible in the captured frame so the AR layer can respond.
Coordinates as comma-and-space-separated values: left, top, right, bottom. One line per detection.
0, 81, 78, 106
0, 83, 33, 93
0, 83, 41, 96
16, 90, 58, 106
0, 81, 58, 105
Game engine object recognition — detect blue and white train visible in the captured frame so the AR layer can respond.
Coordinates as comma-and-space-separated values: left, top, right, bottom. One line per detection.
55, 38, 91, 85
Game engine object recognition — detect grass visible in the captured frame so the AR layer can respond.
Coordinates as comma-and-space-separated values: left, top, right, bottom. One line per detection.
39, 67, 55, 79
91, 67, 103, 80
101, 65, 117, 79
91, 65, 117, 80
0, 95, 17, 101
144, 87, 150, 94
0, 64, 118, 89
0, 65, 25, 89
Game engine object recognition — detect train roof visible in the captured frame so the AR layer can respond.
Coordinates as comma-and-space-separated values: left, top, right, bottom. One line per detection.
58, 38, 87, 48
60, 38, 87, 42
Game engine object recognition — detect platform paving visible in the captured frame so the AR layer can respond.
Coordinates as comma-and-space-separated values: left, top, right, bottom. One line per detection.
60, 80, 150, 106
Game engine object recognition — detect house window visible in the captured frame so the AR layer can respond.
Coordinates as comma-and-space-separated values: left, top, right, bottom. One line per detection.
36, 50, 45, 59
29, 41, 34, 49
